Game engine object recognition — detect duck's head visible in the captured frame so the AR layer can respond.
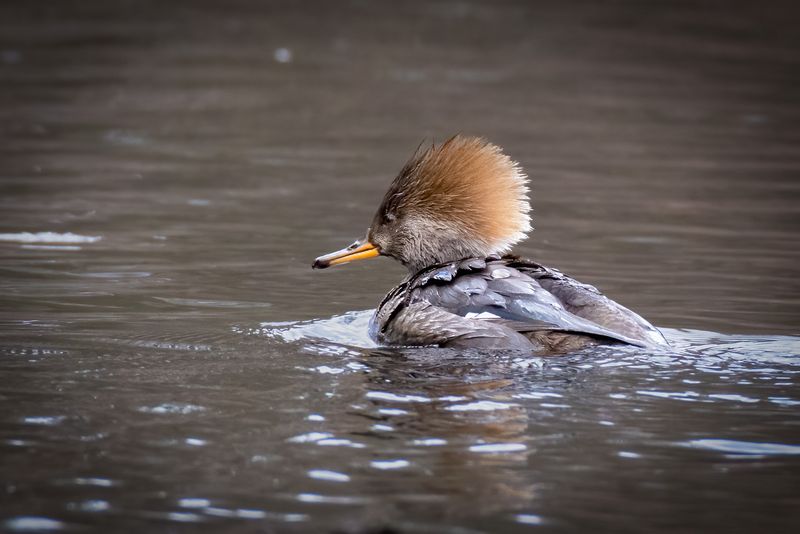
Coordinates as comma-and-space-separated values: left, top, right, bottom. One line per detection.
313, 135, 532, 273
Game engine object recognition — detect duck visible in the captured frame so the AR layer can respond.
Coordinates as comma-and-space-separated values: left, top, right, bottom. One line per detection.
313, 135, 668, 353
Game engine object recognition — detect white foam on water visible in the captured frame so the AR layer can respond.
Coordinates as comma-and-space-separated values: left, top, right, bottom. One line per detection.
256, 310, 376, 348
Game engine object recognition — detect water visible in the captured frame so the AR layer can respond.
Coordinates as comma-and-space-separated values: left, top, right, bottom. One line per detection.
1, 0, 799, 532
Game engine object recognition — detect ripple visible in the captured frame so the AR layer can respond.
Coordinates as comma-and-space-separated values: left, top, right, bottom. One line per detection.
769, 397, 800, 406
305, 344, 361, 357
469, 443, 527, 453
22, 416, 66, 426
202, 507, 267, 519
287, 432, 333, 443
234, 509, 267, 519
4, 517, 64, 531
166, 512, 204, 523
72, 477, 116, 487
20, 244, 82, 251
155, 297, 271, 309
296, 493, 370, 505
68, 500, 109, 512
202, 507, 237, 518
366, 391, 430, 403
137, 403, 206, 415
539, 403, 571, 409
1, 346, 67, 357
412, 438, 447, 446
515, 514, 544, 525
314, 365, 345, 375
514, 392, 563, 399
369, 459, 410, 470
104, 129, 146, 146
317, 438, 366, 449
636, 390, 700, 401
445, 401, 517, 412
308, 470, 351, 482
708, 394, 760, 403
378, 408, 408, 416
125, 340, 212, 352
178, 498, 211, 508
203, 507, 298, 520
0, 232, 101, 243
683, 439, 800, 456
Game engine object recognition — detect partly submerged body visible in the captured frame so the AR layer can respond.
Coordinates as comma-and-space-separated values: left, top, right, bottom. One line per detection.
314, 135, 668, 354
370, 255, 668, 353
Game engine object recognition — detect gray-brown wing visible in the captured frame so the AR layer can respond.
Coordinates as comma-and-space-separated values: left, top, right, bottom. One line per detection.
506, 259, 669, 347
414, 261, 654, 348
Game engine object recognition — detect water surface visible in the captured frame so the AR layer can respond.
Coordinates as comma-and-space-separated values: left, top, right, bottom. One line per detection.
1, 1, 799, 532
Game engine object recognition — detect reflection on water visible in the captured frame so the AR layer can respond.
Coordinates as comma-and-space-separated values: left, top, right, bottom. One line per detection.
1, 0, 799, 532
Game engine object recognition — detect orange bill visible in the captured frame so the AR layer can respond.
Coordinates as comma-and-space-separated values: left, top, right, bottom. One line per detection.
312, 239, 380, 269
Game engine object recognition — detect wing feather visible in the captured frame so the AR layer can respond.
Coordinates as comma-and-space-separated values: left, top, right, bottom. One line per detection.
416, 264, 650, 347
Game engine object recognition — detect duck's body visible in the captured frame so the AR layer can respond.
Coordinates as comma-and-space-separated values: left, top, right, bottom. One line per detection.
370, 255, 667, 353
313, 135, 668, 353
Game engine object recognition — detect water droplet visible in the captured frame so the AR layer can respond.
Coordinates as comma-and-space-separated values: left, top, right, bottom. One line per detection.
274, 48, 292, 63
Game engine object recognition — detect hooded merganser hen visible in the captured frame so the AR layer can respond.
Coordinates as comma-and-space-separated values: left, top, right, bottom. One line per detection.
313, 136, 668, 353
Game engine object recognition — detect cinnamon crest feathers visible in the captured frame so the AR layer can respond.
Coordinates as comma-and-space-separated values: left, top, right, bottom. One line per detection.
370, 136, 532, 271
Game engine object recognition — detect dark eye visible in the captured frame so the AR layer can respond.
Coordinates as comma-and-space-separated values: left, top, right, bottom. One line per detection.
385, 213, 397, 223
